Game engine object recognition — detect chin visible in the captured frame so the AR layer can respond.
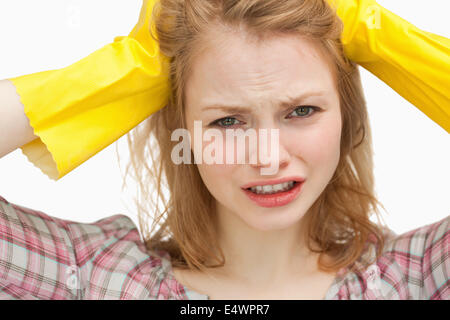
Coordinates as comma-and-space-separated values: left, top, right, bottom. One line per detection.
243, 208, 307, 232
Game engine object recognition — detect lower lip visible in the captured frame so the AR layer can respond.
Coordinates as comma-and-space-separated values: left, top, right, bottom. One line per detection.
242, 182, 304, 208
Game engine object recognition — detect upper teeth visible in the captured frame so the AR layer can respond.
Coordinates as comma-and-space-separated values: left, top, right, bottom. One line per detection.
249, 181, 295, 194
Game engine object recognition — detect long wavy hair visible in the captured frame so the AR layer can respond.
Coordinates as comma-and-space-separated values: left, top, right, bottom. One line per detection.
120, 0, 388, 275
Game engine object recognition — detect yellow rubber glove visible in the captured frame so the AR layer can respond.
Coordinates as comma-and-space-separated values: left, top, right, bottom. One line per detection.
327, 0, 450, 132
9, 0, 170, 180
9, 0, 450, 181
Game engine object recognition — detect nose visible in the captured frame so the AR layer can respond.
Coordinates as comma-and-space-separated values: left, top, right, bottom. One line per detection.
248, 128, 290, 175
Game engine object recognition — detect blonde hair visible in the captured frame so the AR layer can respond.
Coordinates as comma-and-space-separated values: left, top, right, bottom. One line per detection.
121, 0, 388, 275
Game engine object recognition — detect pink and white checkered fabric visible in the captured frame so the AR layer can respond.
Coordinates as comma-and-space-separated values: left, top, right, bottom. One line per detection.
0, 195, 448, 300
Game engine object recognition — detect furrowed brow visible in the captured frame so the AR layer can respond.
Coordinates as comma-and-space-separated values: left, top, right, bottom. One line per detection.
201, 91, 326, 113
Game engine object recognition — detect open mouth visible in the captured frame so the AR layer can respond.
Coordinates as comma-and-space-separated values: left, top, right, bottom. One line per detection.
246, 180, 300, 195
241, 179, 304, 208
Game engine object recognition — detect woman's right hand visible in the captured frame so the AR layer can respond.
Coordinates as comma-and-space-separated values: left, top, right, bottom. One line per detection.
3, 0, 170, 181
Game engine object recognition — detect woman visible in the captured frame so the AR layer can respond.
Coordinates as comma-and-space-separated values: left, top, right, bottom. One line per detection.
0, 0, 448, 300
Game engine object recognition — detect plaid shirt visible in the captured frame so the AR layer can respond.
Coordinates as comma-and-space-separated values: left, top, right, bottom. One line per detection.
0, 195, 448, 300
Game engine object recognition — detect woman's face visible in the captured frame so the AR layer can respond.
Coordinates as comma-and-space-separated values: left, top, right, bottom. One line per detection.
184, 29, 342, 232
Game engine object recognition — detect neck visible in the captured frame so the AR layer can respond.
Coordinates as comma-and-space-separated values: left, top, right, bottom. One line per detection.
210, 203, 320, 287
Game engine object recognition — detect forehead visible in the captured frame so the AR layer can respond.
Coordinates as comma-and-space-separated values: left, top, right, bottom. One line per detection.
185, 28, 338, 112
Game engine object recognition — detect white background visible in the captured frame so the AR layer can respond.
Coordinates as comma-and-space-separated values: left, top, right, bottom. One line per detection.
0, 0, 448, 235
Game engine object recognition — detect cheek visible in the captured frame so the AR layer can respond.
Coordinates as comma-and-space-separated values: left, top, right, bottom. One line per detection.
289, 116, 342, 168
196, 162, 241, 211
197, 163, 230, 184
310, 127, 341, 165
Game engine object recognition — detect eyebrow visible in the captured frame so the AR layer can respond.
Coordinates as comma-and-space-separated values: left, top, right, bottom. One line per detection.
201, 90, 327, 113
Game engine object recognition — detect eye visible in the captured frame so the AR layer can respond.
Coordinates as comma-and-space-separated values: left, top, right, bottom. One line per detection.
209, 116, 243, 128
286, 106, 319, 118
